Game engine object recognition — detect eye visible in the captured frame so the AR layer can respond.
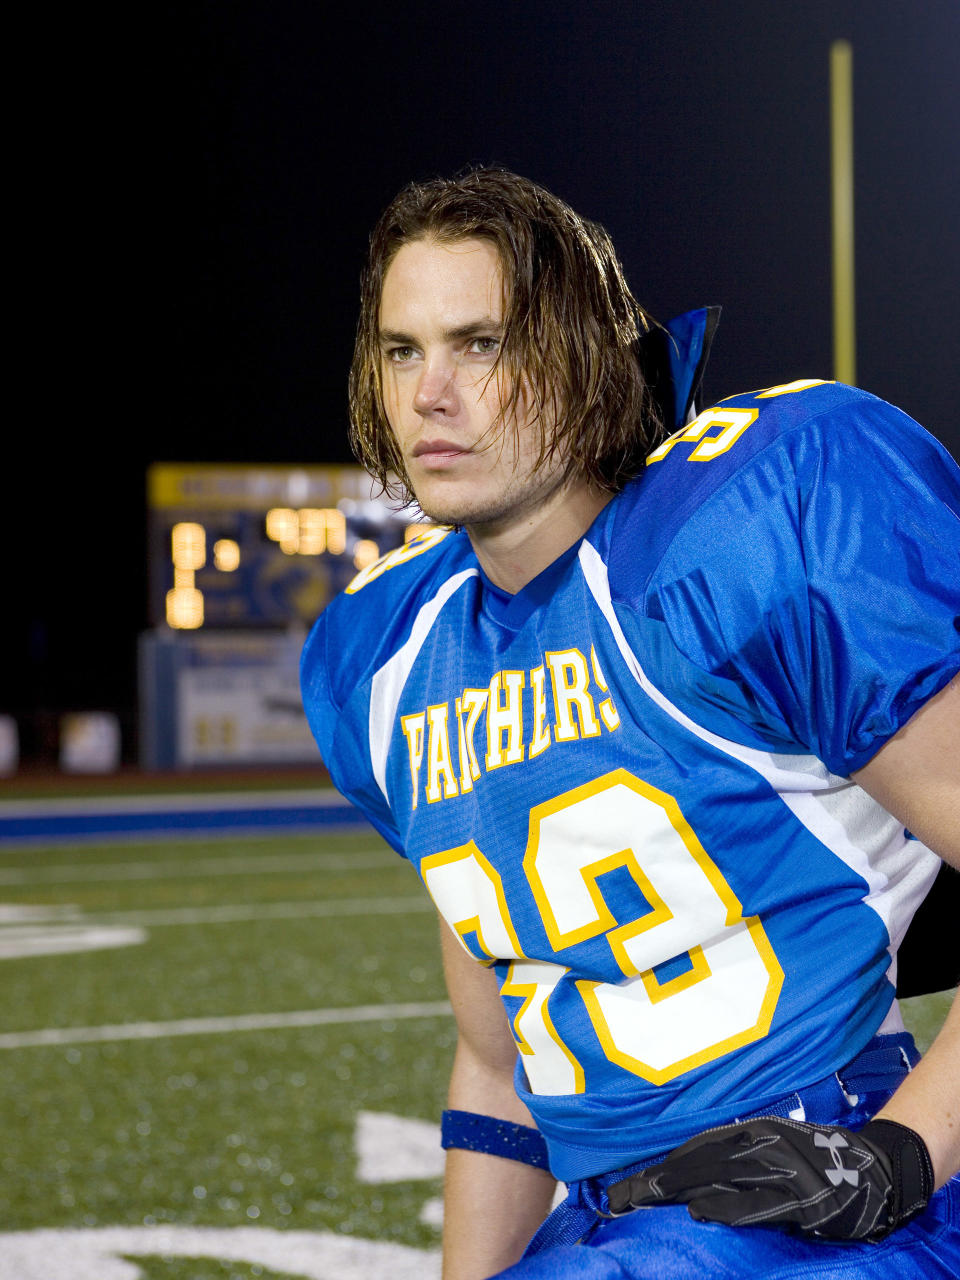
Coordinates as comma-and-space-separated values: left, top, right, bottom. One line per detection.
386, 345, 417, 364
468, 336, 500, 357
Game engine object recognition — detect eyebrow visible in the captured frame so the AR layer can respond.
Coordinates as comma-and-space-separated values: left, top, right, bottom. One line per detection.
378, 318, 503, 345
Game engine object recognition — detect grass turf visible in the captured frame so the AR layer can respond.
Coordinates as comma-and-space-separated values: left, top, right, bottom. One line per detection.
0, 825, 953, 1279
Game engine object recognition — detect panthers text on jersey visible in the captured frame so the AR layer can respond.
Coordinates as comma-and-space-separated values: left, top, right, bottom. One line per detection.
301, 378, 960, 1183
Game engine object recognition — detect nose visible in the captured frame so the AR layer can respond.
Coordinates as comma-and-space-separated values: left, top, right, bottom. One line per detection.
413, 355, 459, 416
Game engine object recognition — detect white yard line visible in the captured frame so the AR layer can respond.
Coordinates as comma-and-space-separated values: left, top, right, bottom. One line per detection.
0, 925, 148, 958
0, 1000, 453, 1050
0, 896, 433, 958
9, 897, 433, 926
0, 850, 396, 885
0, 1225, 441, 1279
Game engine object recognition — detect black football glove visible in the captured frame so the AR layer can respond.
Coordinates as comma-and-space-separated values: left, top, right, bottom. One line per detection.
606, 1117, 933, 1242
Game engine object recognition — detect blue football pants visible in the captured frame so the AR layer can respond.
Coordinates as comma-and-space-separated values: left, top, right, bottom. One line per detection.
497, 1035, 960, 1277
494, 1176, 960, 1278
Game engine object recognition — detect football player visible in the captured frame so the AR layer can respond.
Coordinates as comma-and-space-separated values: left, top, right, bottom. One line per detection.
301, 168, 959, 1277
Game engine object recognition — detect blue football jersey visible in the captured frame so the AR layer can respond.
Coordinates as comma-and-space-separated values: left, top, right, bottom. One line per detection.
300, 379, 960, 1183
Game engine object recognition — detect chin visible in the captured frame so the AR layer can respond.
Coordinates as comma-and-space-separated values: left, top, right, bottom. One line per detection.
413, 487, 493, 529
417, 501, 478, 528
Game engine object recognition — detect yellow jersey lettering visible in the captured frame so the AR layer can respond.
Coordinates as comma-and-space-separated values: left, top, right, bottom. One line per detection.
400, 713, 426, 810
400, 647, 620, 807
453, 697, 472, 795
485, 671, 526, 770
458, 688, 488, 790
529, 664, 552, 759
547, 649, 601, 742
590, 645, 620, 731
425, 703, 459, 803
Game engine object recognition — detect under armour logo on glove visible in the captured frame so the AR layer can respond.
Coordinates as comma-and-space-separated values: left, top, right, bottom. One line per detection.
815, 1130, 859, 1187
606, 1117, 933, 1242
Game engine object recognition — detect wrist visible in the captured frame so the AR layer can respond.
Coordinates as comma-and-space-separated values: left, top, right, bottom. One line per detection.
859, 1118, 934, 1231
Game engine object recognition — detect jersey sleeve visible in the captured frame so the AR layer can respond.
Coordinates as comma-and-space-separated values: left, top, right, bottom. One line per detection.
300, 606, 405, 854
644, 396, 960, 776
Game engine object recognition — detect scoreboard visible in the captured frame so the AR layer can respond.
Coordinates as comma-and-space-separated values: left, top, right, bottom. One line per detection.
140, 463, 417, 769
147, 463, 413, 630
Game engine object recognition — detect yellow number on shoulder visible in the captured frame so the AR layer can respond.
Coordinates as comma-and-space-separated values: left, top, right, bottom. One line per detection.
647, 408, 759, 464
345, 525, 451, 593
647, 379, 833, 465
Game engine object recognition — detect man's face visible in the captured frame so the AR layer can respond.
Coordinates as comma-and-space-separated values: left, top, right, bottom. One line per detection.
378, 237, 565, 531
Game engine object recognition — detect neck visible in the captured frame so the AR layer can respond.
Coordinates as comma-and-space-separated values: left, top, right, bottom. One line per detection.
465, 477, 613, 594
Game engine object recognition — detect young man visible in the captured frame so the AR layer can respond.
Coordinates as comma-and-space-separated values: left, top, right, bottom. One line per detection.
301, 168, 960, 1278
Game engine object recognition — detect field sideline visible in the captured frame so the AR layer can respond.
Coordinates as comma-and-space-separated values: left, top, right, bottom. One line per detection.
0, 810, 953, 1280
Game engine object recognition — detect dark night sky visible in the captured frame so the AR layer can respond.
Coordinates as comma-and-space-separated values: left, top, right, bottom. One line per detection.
11, 0, 960, 756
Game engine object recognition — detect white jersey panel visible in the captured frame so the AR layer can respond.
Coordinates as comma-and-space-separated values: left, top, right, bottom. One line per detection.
368, 569, 479, 800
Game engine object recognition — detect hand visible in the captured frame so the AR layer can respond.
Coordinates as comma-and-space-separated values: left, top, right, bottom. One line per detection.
606, 1117, 933, 1242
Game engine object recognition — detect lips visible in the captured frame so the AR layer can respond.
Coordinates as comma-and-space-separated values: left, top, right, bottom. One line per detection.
412, 439, 469, 458
411, 439, 472, 466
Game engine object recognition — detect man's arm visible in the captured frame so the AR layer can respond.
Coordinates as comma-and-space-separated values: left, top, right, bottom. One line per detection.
852, 673, 960, 1188
851, 673, 959, 865
439, 920, 557, 1279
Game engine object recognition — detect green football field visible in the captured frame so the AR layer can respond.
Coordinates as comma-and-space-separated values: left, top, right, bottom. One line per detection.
0, 825, 953, 1280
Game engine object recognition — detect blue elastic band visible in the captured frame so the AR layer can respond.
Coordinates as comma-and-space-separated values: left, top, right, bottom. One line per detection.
441, 1109, 551, 1170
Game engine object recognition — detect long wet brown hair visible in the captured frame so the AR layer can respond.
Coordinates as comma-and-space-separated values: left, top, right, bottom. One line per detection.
348, 166, 661, 501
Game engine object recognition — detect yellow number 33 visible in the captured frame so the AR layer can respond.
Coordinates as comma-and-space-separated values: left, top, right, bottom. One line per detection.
422, 770, 784, 1093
